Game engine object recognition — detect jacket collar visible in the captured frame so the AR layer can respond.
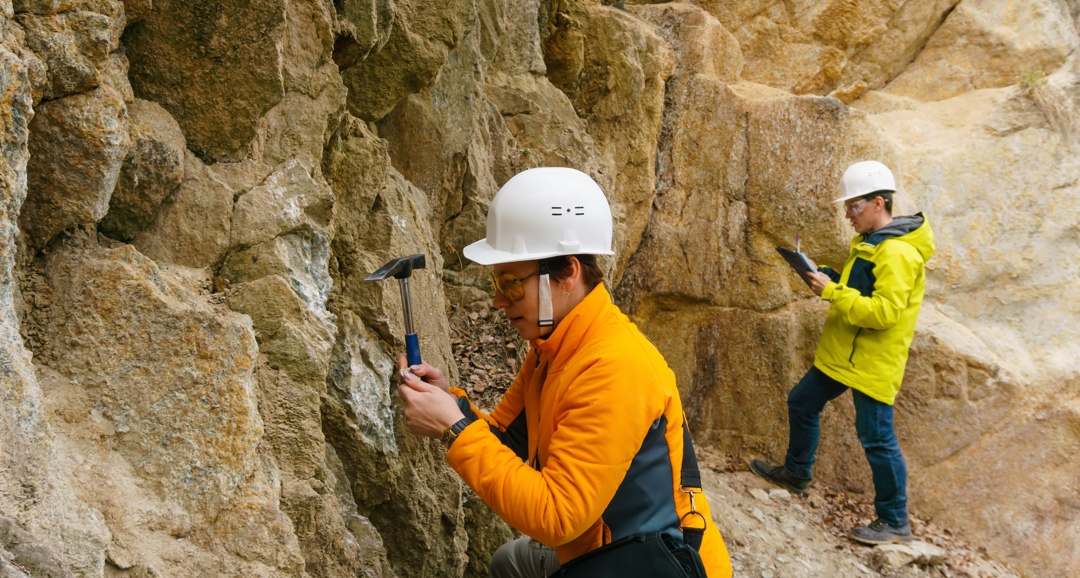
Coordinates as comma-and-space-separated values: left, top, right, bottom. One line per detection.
531, 283, 612, 373
860, 212, 925, 247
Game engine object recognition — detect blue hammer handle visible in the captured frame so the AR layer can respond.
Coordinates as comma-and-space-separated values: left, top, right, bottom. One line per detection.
405, 333, 421, 367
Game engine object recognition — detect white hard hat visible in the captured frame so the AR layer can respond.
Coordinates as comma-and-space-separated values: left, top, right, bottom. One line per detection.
834, 161, 896, 203
463, 167, 614, 265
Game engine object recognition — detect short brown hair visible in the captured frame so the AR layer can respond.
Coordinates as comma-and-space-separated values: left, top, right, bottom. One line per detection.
546, 255, 604, 291
861, 191, 893, 214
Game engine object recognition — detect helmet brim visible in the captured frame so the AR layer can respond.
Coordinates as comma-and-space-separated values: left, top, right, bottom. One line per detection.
833, 189, 896, 203
462, 238, 614, 266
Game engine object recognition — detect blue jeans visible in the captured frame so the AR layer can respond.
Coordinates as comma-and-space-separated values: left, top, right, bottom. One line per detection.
784, 366, 909, 527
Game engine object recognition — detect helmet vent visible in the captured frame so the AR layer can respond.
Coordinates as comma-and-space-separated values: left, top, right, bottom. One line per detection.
575, 206, 585, 215
551, 206, 562, 216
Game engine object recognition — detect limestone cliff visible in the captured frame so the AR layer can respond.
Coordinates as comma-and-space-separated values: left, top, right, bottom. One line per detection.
0, 0, 1076, 577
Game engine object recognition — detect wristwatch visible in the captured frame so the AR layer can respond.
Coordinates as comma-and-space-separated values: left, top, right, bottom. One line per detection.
440, 418, 472, 449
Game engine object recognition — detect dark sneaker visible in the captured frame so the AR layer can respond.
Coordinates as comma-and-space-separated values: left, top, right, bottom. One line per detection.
749, 459, 810, 495
848, 518, 914, 545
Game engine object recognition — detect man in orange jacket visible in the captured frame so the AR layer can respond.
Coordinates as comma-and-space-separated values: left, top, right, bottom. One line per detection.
396, 168, 732, 577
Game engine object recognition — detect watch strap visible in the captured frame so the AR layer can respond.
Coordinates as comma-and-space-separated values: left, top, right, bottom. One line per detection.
442, 416, 475, 449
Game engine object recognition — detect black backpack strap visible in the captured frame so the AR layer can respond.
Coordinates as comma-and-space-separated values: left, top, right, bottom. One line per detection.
679, 417, 706, 551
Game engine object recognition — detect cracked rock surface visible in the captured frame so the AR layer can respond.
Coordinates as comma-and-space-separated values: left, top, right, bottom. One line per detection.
2, 0, 1077, 577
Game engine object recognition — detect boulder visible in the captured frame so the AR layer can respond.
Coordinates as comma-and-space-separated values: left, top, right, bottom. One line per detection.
124, 0, 288, 161
20, 85, 128, 250
132, 151, 236, 268
885, 0, 1080, 102
40, 242, 263, 519
229, 160, 334, 251
227, 275, 335, 384
908, 541, 948, 565
870, 544, 919, 572
98, 99, 185, 241
340, 0, 475, 121
331, 0, 394, 72
16, 0, 122, 100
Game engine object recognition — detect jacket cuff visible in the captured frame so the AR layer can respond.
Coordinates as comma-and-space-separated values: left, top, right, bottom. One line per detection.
821, 282, 838, 301
445, 419, 487, 468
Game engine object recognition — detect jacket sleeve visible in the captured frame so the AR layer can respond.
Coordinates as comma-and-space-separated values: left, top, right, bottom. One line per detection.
820, 247, 919, 330
819, 266, 842, 283
446, 358, 661, 546
450, 373, 529, 460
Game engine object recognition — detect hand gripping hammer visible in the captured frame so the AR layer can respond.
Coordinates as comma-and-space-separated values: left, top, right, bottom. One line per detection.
365, 254, 426, 366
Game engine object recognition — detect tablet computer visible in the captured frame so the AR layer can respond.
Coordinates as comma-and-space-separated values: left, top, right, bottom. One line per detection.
776, 246, 817, 289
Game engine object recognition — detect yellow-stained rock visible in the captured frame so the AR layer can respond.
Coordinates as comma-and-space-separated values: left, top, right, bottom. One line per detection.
20, 85, 128, 250
545, 3, 674, 280
16, 0, 122, 100
885, 0, 1080, 102
99, 98, 185, 241
655, 0, 962, 96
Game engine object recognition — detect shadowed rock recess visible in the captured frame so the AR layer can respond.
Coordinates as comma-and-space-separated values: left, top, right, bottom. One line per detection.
1, 0, 1077, 577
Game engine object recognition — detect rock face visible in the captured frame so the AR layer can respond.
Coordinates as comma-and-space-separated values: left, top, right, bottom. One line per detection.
124, 0, 289, 161
20, 86, 128, 250
2, 0, 1079, 578
885, 0, 1080, 101
98, 98, 184, 241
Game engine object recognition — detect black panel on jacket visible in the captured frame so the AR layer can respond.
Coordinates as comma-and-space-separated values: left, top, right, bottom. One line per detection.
847, 258, 877, 297
601, 416, 682, 543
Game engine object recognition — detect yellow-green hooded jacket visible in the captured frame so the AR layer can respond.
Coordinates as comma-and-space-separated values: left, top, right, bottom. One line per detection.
814, 214, 935, 405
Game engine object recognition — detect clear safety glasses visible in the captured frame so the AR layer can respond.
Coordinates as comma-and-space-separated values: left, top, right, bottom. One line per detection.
844, 199, 870, 216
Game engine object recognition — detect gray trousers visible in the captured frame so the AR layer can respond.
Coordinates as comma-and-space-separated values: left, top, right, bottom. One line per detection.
488, 537, 562, 578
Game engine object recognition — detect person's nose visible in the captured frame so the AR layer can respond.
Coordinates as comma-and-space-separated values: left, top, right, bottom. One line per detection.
492, 290, 511, 309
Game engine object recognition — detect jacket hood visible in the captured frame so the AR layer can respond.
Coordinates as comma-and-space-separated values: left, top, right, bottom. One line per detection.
863, 212, 935, 262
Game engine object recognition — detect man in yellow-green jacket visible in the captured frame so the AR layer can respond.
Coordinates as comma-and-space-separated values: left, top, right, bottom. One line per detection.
752, 161, 935, 546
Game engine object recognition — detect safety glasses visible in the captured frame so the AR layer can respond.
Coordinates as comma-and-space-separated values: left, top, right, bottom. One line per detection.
490, 271, 537, 302
844, 199, 870, 216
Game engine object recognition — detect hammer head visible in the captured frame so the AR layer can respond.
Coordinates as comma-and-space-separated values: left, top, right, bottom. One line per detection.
365, 254, 426, 281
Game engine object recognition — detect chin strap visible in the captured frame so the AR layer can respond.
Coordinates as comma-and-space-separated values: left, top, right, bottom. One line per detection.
537, 259, 554, 327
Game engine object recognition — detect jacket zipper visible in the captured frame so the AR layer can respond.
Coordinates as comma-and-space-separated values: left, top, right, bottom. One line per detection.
848, 328, 862, 367
531, 349, 543, 471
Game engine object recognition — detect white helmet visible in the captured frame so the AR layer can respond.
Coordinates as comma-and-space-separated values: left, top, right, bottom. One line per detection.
834, 161, 896, 203
463, 167, 614, 266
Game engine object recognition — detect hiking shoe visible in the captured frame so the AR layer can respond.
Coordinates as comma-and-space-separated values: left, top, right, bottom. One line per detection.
749, 459, 810, 495
848, 519, 914, 545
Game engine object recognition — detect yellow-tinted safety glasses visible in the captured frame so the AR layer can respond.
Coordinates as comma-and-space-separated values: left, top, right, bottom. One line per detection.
490, 271, 537, 302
